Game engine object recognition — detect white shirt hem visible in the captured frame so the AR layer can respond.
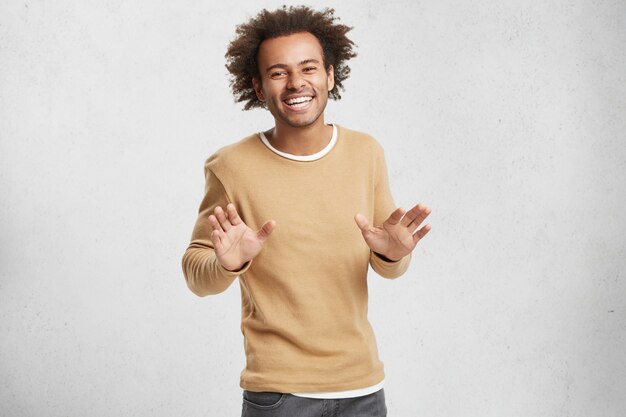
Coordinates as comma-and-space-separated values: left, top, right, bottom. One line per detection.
291, 379, 385, 399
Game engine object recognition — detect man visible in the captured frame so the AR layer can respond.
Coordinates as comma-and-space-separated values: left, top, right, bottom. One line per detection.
182, 6, 431, 417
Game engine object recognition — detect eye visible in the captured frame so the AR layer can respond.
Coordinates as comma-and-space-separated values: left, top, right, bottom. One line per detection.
270, 71, 287, 79
303, 66, 317, 73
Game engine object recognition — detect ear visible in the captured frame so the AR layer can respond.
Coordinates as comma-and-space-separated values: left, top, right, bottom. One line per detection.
252, 77, 265, 101
326, 65, 335, 92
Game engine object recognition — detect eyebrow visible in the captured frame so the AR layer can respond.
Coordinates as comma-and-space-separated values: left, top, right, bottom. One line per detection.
265, 59, 321, 73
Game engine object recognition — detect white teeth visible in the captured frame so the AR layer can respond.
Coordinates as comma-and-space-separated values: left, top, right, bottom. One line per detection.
285, 96, 312, 105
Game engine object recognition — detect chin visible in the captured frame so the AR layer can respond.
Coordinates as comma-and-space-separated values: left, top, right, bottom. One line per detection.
282, 110, 326, 129
282, 116, 319, 128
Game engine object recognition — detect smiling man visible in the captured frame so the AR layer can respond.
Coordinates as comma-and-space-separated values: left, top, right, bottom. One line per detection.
182, 6, 431, 417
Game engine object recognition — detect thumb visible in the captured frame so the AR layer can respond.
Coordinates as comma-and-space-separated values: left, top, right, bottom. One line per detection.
354, 213, 370, 232
256, 219, 276, 242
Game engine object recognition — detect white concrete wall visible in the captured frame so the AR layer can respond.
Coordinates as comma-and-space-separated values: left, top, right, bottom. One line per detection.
1, 1, 625, 416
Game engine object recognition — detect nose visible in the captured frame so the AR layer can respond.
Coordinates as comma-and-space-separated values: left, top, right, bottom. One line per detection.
286, 73, 306, 90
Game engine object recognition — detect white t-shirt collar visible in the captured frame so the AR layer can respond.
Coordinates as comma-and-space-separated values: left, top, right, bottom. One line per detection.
258, 124, 337, 161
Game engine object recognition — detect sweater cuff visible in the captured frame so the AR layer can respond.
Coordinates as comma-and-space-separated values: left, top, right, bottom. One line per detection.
217, 260, 252, 276
370, 251, 411, 279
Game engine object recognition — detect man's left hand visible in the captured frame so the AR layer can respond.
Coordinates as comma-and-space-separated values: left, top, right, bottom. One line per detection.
354, 204, 432, 261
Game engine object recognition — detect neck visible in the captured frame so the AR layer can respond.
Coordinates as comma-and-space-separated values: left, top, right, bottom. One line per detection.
267, 117, 333, 156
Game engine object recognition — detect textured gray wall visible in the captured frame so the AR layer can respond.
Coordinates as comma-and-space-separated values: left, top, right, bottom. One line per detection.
1, 1, 625, 416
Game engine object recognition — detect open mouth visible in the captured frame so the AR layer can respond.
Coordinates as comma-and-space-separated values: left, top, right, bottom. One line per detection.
283, 96, 313, 109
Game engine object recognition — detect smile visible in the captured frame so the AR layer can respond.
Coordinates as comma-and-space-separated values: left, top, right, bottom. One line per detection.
283, 96, 313, 108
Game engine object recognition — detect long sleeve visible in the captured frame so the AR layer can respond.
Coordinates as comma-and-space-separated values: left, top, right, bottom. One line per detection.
181, 161, 250, 296
369, 146, 412, 278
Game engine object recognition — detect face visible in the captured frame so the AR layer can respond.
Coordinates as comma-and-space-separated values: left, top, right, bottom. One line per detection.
253, 32, 335, 129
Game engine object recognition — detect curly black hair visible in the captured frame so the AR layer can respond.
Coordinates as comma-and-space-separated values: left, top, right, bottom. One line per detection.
225, 6, 357, 110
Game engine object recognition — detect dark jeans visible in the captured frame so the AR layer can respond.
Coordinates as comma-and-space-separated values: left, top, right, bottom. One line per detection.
241, 389, 387, 417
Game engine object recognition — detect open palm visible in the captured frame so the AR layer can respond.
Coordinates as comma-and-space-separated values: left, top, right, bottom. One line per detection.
208, 204, 276, 271
355, 204, 431, 261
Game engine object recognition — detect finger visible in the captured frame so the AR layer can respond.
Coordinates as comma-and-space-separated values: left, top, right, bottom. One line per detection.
256, 219, 276, 242
407, 205, 432, 233
210, 229, 223, 251
208, 214, 223, 233
385, 207, 405, 226
400, 204, 424, 227
226, 203, 244, 226
412, 224, 432, 243
354, 213, 370, 232
213, 206, 231, 231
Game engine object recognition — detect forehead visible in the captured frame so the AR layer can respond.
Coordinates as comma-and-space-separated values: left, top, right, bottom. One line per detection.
257, 32, 324, 68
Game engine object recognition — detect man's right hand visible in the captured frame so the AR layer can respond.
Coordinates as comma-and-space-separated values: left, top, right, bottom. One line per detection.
208, 203, 276, 271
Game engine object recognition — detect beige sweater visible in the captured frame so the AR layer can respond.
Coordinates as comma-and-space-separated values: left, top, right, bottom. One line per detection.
182, 125, 411, 393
